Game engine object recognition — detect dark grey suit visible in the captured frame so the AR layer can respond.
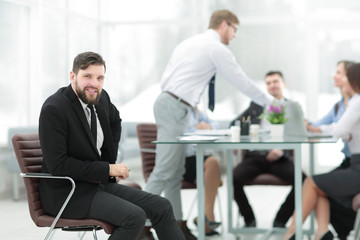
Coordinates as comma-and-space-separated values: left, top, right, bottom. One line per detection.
39, 85, 120, 217
39, 85, 185, 240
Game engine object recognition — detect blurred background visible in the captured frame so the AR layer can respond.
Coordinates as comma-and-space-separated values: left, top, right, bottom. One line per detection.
1, 0, 360, 199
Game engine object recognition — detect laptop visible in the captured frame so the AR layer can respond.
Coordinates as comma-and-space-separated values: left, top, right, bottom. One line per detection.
284, 101, 307, 137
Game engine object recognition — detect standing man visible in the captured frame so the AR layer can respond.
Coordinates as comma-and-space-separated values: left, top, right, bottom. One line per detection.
39, 52, 185, 240
145, 9, 272, 239
231, 71, 307, 228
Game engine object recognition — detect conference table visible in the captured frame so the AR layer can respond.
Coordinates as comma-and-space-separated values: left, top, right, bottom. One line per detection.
154, 132, 337, 240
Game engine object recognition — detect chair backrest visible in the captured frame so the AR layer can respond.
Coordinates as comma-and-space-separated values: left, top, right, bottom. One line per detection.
11, 133, 46, 227
136, 123, 197, 190
6, 126, 38, 173
136, 123, 157, 182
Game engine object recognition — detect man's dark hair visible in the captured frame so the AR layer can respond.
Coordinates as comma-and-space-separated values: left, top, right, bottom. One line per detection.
72, 51, 106, 75
346, 63, 360, 93
265, 71, 284, 80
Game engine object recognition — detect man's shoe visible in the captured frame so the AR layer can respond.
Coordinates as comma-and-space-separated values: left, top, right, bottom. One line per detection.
245, 219, 256, 227
272, 220, 286, 228
137, 226, 155, 240
178, 220, 197, 240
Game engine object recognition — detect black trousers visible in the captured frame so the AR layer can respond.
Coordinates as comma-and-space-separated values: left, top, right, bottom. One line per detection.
86, 182, 185, 240
233, 151, 307, 224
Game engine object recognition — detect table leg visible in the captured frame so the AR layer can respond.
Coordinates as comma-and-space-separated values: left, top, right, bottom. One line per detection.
196, 145, 205, 240
226, 149, 234, 234
294, 144, 303, 240
309, 144, 315, 235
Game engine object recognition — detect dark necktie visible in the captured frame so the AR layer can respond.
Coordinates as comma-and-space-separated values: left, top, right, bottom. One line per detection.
87, 105, 97, 142
208, 75, 215, 111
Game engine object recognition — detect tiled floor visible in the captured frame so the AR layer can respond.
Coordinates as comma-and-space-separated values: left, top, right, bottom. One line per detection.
0, 156, 330, 240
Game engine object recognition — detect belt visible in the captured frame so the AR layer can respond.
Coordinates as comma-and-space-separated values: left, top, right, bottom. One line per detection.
164, 91, 191, 107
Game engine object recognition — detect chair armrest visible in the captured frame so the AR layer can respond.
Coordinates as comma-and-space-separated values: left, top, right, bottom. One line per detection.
20, 172, 76, 234
21, 172, 74, 181
140, 148, 156, 153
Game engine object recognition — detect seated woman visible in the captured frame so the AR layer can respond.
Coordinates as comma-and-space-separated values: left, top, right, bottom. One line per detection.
306, 60, 355, 168
305, 60, 356, 239
284, 63, 360, 240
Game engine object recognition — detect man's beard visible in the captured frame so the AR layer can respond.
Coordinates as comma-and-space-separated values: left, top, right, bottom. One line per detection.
75, 81, 101, 105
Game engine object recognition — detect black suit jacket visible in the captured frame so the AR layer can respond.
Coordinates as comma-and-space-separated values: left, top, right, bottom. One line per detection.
230, 101, 264, 126
39, 85, 121, 218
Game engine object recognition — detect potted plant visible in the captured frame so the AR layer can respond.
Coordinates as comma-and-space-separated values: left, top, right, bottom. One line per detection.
259, 101, 287, 137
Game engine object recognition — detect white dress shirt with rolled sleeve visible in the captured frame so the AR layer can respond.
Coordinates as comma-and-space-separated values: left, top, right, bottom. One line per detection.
161, 29, 272, 107
333, 93, 360, 154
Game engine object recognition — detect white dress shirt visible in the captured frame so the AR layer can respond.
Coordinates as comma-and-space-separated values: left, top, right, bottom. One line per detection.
79, 99, 104, 155
334, 93, 360, 154
161, 29, 272, 107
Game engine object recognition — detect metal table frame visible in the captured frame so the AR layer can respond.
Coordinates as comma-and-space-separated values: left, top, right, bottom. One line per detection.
155, 136, 336, 240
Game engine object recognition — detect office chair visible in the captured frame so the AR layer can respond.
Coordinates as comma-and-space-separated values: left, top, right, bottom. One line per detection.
136, 123, 223, 229
12, 133, 116, 240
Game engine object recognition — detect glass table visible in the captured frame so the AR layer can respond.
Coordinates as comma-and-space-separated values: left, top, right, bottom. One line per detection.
155, 134, 338, 240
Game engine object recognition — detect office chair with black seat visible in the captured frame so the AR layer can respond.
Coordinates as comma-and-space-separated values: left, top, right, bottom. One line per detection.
12, 132, 115, 240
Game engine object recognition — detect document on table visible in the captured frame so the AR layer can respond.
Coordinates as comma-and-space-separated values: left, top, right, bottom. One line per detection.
177, 135, 221, 142
183, 129, 231, 136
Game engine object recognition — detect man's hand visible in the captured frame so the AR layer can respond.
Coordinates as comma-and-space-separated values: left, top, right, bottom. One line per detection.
195, 121, 212, 130
109, 163, 129, 179
266, 149, 284, 162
